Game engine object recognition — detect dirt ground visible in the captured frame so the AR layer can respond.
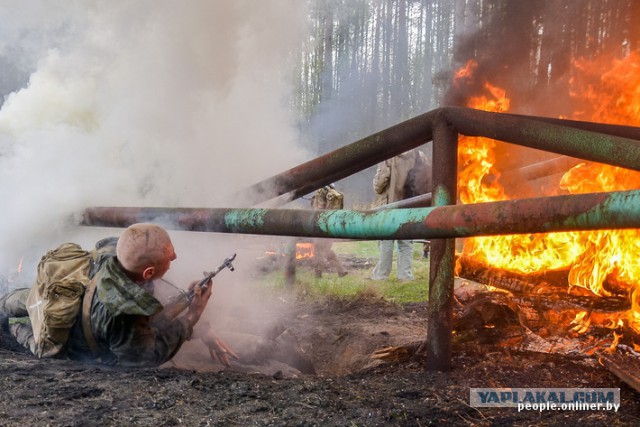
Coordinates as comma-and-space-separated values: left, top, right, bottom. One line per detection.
1, 286, 639, 427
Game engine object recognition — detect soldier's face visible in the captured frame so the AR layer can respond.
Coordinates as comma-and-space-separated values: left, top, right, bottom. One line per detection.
153, 243, 177, 279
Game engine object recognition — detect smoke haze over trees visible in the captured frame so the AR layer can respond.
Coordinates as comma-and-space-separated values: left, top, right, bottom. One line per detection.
293, 0, 640, 205
0, 0, 638, 273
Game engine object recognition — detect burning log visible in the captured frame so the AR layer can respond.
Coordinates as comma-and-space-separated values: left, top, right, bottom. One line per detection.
453, 291, 529, 341
372, 288, 640, 367
370, 290, 558, 363
455, 255, 631, 313
452, 255, 640, 368
371, 262, 640, 368
456, 254, 570, 292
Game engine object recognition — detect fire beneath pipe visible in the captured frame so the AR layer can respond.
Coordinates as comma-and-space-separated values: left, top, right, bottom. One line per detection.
503, 156, 583, 182
82, 189, 640, 239
445, 108, 640, 171
81, 108, 640, 373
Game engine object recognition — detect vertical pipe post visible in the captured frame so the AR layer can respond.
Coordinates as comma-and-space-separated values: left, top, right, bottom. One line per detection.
427, 115, 458, 371
284, 238, 297, 288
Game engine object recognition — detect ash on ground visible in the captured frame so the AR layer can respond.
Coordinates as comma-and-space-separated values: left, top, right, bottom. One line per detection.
0, 285, 639, 426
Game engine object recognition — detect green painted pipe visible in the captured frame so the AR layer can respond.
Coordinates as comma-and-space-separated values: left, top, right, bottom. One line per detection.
82, 189, 640, 239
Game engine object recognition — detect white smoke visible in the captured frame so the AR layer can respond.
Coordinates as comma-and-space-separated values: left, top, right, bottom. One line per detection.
0, 0, 311, 277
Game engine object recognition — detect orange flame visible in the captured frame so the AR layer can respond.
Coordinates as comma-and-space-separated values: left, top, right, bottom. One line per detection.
265, 242, 315, 260
569, 311, 591, 334
453, 59, 478, 83
607, 331, 623, 354
295, 243, 315, 260
454, 52, 640, 339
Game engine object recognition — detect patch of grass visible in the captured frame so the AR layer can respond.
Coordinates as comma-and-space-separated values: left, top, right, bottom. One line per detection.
261, 240, 430, 304
332, 240, 380, 258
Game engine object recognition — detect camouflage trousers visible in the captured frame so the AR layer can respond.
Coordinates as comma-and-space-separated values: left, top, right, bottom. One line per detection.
312, 240, 347, 278
0, 288, 36, 354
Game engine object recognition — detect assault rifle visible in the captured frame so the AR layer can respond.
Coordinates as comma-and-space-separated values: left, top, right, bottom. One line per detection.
160, 253, 237, 321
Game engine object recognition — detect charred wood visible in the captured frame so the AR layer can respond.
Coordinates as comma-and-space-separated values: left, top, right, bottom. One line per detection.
599, 350, 640, 393
456, 255, 631, 313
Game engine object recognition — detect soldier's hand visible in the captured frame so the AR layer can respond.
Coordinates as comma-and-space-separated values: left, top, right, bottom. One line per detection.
203, 332, 239, 368
186, 280, 212, 325
192, 321, 240, 368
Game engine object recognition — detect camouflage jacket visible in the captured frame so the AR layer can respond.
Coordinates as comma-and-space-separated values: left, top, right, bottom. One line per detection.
311, 187, 344, 210
66, 253, 191, 367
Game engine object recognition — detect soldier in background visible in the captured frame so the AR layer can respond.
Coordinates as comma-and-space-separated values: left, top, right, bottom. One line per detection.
310, 185, 348, 278
370, 149, 431, 281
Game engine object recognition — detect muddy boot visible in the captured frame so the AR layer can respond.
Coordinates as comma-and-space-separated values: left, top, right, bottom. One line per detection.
0, 312, 9, 335
10, 323, 35, 354
0, 321, 31, 355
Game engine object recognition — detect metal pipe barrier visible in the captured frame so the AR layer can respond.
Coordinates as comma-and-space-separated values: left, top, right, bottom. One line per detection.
81, 107, 640, 371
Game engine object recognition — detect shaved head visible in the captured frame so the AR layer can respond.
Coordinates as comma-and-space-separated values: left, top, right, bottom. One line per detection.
116, 223, 175, 275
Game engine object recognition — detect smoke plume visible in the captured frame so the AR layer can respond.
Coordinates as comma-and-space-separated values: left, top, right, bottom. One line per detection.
0, 1, 311, 279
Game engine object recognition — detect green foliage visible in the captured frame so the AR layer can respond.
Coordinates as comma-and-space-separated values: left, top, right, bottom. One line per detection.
332, 240, 379, 258
261, 240, 430, 304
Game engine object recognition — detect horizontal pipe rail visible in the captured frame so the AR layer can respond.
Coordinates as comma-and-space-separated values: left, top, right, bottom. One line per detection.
238, 110, 439, 205
236, 108, 640, 207
503, 112, 640, 140
82, 107, 640, 373
445, 108, 640, 172
82, 189, 640, 239
370, 192, 433, 211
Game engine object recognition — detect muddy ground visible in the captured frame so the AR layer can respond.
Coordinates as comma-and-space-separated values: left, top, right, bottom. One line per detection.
0, 243, 638, 427
1, 289, 639, 427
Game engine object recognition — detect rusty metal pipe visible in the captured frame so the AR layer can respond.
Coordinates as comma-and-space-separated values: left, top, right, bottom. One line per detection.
503, 155, 583, 180
81, 190, 640, 239
82, 107, 640, 375
370, 192, 433, 211
503, 113, 640, 141
427, 118, 458, 371
237, 111, 438, 205
444, 107, 640, 172
239, 108, 640, 208
499, 156, 584, 195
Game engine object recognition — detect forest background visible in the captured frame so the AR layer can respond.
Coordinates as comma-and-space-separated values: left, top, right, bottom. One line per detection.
294, 0, 640, 206
1, 0, 638, 207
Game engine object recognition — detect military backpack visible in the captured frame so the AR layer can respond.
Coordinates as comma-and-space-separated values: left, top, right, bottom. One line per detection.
25, 238, 116, 358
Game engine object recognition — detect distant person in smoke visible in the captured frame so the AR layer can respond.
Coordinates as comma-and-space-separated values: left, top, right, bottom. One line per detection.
370, 148, 430, 281
0, 223, 238, 367
310, 185, 348, 278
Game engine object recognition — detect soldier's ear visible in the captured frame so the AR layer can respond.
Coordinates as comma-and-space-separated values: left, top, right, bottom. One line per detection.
141, 266, 155, 280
